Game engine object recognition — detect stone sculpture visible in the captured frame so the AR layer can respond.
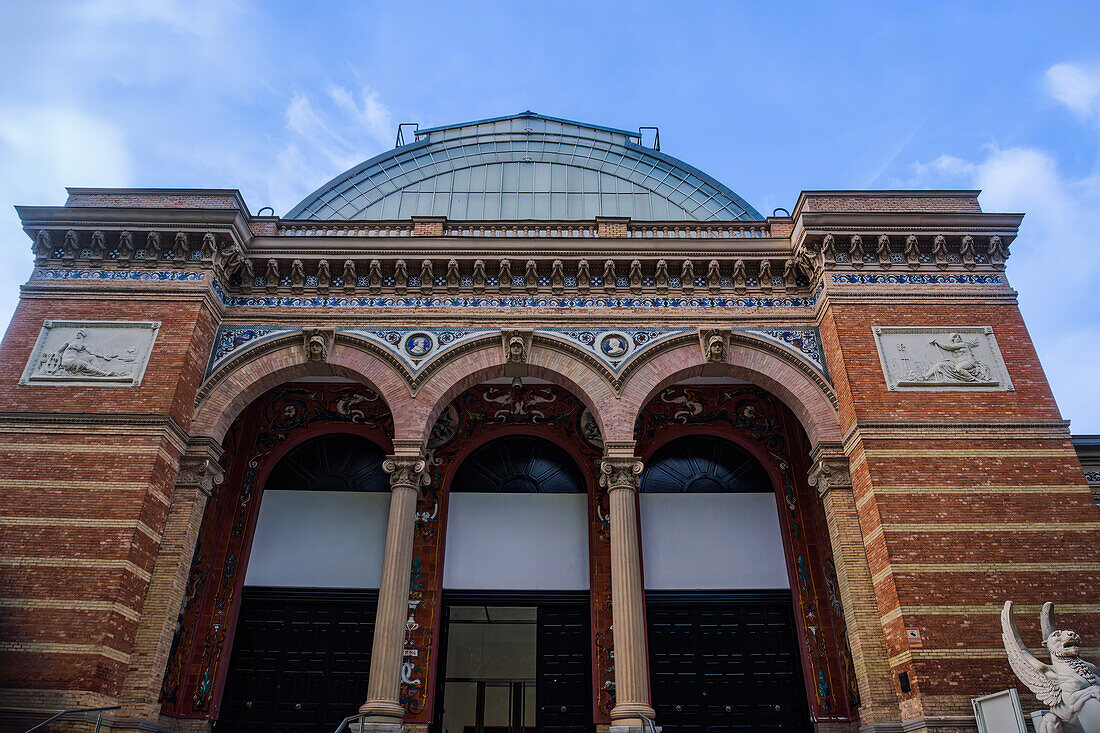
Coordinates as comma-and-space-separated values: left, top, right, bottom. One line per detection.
1002, 601, 1100, 733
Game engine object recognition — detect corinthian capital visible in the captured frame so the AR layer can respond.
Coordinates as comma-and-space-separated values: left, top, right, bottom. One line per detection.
599, 456, 644, 492
807, 455, 853, 497
177, 457, 225, 497
382, 455, 429, 491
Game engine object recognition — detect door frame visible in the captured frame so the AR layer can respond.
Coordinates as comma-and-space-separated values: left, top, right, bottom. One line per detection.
432, 590, 590, 733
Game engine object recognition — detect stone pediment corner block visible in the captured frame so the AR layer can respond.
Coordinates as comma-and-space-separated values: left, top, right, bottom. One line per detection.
1002, 601, 1100, 732
501, 328, 534, 377
807, 457, 853, 497
302, 327, 336, 364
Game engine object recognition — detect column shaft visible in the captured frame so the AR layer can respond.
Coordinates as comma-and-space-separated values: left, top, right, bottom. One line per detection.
602, 453, 655, 730
360, 455, 427, 729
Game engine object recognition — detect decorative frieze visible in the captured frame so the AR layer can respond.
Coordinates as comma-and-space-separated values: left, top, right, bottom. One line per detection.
873, 326, 1013, 391
19, 320, 160, 387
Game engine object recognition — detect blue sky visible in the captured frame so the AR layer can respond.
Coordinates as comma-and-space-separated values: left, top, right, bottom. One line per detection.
1, 1, 1099, 429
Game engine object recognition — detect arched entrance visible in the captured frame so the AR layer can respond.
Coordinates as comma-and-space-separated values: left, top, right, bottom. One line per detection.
159, 382, 394, 726
634, 383, 859, 730
408, 382, 607, 731
437, 434, 591, 733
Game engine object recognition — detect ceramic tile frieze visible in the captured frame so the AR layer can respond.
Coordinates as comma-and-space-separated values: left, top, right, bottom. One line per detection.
342, 328, 498, 372
537, 327, 693, 374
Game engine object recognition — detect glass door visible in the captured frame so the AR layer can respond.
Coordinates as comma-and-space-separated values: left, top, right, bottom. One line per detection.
440, 606, 537, 733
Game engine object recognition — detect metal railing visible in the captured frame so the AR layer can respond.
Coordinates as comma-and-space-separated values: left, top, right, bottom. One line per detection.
330, 710, 370, 733
5, 705, 121, 733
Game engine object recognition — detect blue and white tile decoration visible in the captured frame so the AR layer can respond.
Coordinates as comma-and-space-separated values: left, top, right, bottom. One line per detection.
205, 325, 298, 376
342, 328, 498, 373
211, 284, 822, 310
832, 273, 1002, 285
738, 328, 827, 377
537, 328, 693, 375
35, 268, 205, 282
203, 324, 829, 383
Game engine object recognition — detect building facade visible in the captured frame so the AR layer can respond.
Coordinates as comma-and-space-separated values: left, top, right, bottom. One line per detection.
0, 113, 1097, 733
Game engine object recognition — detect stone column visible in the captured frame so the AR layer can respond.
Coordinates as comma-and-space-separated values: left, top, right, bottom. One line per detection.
808, 446, 902, 729
359, 446, 428, 732
117, 444, 223, 729
601, 443, 656, 732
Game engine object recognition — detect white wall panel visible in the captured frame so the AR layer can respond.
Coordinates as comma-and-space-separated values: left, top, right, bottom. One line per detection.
245, 490, 390, 588
640, 492, 790, 590
443, 493, 589, 590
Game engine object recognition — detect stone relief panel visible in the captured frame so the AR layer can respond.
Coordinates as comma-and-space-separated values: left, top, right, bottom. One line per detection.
20, 320, 160, 387
873, 326, 1013, 391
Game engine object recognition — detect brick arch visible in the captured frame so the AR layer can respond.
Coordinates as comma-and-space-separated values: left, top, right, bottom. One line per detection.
190, 340, 415, 443
615, 338, 842, 446
405, 342, 620, 446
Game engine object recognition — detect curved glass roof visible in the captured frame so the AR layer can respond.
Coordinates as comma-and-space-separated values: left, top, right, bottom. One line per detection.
287, 112, 762, 221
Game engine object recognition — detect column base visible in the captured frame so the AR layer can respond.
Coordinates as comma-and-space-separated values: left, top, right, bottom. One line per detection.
349, 724, 407, 733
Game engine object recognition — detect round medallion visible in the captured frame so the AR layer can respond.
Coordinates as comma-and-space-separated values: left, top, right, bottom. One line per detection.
404, 332, 433, 357
599, 333, 629, 358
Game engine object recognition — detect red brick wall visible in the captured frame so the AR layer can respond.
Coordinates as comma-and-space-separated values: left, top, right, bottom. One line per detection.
64, 192, 240, 209
801, 194, 982, 213
0, 289, 218, 705
818, 287, 1100, 720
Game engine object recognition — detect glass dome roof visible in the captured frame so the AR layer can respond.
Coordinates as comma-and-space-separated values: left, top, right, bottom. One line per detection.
287, 112, 762, 221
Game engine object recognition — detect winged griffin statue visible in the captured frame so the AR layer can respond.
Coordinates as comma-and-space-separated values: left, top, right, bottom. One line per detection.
1002, 601, 1100, 732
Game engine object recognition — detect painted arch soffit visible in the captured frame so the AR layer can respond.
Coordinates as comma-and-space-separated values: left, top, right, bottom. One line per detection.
200, 324, 831, 403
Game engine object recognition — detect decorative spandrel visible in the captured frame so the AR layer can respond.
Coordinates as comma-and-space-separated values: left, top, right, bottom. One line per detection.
873, 326, 1013, 391
20, 320, 160, 387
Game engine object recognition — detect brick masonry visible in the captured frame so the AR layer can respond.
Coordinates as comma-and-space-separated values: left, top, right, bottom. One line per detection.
1, 188, 1097, 733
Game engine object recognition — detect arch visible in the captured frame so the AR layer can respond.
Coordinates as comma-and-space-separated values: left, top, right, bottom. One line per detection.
451, 434, 586, 494
640, 433, 770, 494
410, 341, 619, 447
191, 338, 414, 444
616, 337, 842, 446
161, 385, 395, 720
631, 395, 856, 721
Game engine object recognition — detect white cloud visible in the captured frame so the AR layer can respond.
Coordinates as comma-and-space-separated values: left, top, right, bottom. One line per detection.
899, 138, 1100, 432
0, 107, 133, 336
257, 87, 397, 215
1046, 63, 1100, 119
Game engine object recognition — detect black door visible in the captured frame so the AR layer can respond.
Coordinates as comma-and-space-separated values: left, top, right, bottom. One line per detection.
646, 593, 811, 732
536, 603, 591, 732
218, 587, 377, 733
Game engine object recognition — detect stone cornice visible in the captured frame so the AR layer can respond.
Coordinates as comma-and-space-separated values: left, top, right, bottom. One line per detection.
0, 412, 192, 454
842, 419, 1073, 452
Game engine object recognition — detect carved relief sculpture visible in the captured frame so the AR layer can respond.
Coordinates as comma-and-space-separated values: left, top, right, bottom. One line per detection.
873, 326, 1012, 391
20, 320, 160, 387
343, 259, 357, 294
303, 328, 335, 363
1002, 601, 1100, 732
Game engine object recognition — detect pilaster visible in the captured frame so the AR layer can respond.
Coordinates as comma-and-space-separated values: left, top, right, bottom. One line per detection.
808, 445, 902, 729
116, 443, 224, 730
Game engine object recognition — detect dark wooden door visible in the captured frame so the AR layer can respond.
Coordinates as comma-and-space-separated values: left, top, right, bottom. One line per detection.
536, 603, 591, 733
218, 588, 377, 733
646, 594, 811, 732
